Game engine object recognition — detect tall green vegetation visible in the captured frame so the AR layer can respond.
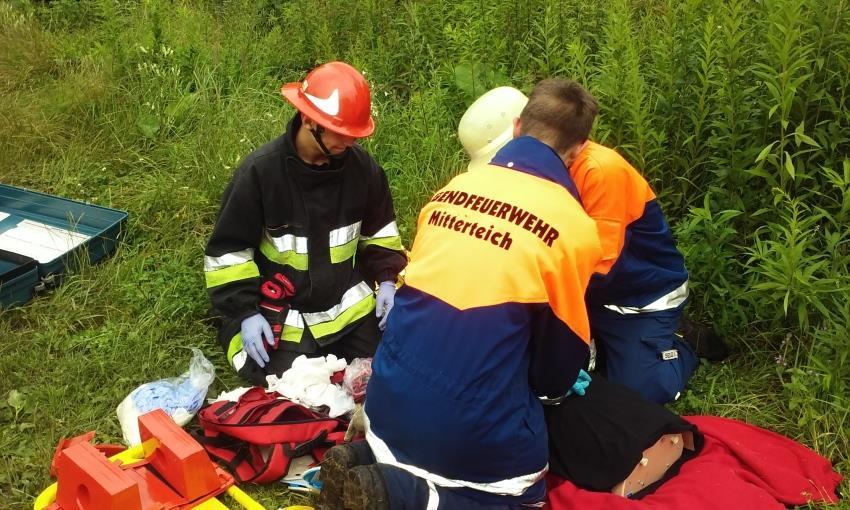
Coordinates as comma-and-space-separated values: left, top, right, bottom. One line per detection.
0, 0, 848, 508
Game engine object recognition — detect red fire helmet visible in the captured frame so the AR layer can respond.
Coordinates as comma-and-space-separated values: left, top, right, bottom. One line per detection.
281, 61, 375, 138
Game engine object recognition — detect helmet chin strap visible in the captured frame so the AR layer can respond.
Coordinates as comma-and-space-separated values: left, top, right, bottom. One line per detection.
310, 124, 346, 160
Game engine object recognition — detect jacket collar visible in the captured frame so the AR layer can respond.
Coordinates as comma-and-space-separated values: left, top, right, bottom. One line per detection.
283, 114, 349, 171
490, 136, 582, 203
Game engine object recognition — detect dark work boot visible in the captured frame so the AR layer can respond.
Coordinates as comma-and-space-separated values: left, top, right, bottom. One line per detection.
315, 441, 376, 510
679, 315, 729, 362
342, 464, 392, 510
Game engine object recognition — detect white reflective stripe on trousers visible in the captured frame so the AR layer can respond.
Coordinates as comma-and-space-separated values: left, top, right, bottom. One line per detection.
603, 280, 689, 315
204, 248, 254, 271
363, 411, 547, 496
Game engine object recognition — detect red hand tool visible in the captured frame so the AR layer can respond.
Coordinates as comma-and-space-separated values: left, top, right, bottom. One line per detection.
259, 273, 296, 351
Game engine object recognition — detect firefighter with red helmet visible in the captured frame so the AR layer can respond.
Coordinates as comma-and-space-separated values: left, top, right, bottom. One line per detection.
204, 62, 407, 385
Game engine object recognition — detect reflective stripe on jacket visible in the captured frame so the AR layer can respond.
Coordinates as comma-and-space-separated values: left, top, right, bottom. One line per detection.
205, 115, 406, 347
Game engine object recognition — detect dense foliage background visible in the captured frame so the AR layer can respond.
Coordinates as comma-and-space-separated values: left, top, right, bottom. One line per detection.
1, 0, 847, 508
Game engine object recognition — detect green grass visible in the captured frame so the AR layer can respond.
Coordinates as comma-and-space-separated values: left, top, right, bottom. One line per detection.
1, 0, 848, 508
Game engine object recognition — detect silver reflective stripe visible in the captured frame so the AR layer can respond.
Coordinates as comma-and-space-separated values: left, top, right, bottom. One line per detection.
284, 309, 304, 328
204, 248, 254, 271
603, 280, 689, 315
426, 480, 440, 510
302, 282, 374, 326
360, 221, 399, 240
232, 351, 247, 371
364, 412, 546, 496
329, 221, 362, 247
266, 232, 309, 254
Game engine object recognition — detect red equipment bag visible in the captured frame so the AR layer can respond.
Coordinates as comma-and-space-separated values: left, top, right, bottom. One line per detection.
196, 387, 347, 483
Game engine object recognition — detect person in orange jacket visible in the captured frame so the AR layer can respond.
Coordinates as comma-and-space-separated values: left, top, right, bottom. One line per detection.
507, 79, 719, 403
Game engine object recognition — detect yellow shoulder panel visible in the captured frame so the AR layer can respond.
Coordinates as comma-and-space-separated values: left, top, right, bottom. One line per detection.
405, 166, 601, 341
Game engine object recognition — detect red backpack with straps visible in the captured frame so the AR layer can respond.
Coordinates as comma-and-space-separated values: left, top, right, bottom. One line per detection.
196, 387, 347, 483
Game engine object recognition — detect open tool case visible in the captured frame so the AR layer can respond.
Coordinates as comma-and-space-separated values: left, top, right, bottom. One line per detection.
0, 184, 128, 308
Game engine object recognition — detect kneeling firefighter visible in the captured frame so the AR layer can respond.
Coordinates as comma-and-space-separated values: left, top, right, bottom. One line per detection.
204, 62, 407, 386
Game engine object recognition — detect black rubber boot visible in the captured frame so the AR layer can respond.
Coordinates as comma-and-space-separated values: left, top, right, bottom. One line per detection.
315, 441, 376, 510
679, 315, 730, 362
342, 464, 392, 510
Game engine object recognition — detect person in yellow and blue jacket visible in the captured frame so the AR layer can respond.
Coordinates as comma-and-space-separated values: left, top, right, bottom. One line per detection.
316, 81, 603, 510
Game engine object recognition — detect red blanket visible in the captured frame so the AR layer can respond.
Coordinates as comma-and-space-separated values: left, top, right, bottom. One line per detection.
545, 416, 843, 509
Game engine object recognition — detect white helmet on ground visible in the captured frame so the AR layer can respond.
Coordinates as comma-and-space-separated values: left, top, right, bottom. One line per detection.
458, 86, 529, 168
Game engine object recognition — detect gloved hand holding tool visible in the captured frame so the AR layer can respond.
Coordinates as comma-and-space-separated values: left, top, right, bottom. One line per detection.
244, 273, 296, 367
375, 281, 396, 331
240, 313, 275, 368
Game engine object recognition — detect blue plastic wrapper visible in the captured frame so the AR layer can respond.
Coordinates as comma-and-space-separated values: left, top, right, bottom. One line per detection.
116, 348, 215, 445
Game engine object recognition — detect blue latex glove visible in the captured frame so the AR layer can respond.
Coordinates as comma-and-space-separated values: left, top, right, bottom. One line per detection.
240, 313, 274, 368
567, 369, 592, 397
375, 281, 396, 331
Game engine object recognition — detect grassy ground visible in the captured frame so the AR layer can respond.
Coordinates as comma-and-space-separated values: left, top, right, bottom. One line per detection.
1, 1, 848, 509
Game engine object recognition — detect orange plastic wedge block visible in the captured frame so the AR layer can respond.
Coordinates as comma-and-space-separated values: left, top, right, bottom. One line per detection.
50, 431, 95, 478
138, 409, 221, 501
53, 442, 143, 510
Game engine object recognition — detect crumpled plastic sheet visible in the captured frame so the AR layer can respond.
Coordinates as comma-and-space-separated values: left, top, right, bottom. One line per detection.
343, 357, 372, 402
116, 348, 215, 445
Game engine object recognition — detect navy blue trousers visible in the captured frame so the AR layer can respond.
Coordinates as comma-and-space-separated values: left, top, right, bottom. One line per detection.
590, 305, 698, 404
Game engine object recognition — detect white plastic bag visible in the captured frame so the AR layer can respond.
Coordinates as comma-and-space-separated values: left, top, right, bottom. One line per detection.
116, 348, 215, 445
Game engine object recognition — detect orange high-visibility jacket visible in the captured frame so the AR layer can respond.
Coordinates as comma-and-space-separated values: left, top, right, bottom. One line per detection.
570, 142, 688, 310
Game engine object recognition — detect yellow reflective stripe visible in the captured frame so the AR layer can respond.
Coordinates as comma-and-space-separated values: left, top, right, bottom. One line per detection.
281, 309, 304, 343
227, 333, 243, 364
362, 221, 400, 239
282, 325, 303, 343
359, 236, 404, 251
306, 293, 376, 339
359, 221, 403, 251
259, 237, 309, 270
265, 232, 309, 253
301, 282, 375, 338
330, 237, 358, 264
302, 282, 373, 325
205, 261, 260, 288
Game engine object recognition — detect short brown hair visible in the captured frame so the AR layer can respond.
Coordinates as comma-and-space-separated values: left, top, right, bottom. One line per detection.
519, 79, 598, 154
